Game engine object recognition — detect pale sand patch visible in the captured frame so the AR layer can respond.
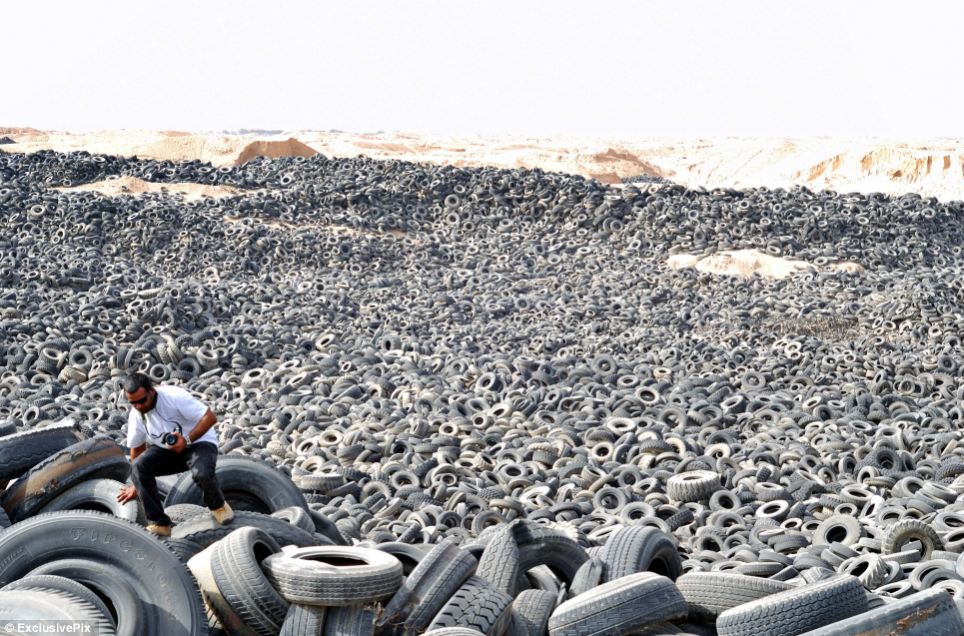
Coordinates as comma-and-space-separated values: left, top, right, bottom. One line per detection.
53, 175, 244, 201
667, 249, 864, 279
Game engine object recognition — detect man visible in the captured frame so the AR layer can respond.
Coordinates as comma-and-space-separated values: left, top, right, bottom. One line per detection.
117, 373, 233, 536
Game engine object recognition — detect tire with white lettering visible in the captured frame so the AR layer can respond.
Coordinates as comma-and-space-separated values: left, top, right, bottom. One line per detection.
0, 511, 206, 636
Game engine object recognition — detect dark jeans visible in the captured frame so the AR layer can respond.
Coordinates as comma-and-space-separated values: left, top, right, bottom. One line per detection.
131, 442, 224, 526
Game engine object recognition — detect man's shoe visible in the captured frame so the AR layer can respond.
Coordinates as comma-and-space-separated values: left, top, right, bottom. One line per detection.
211, 503, 234, 525
145, 523, 172, 537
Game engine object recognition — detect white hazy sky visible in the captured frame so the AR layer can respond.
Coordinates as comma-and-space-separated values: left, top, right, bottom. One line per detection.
5, 1, 963, 137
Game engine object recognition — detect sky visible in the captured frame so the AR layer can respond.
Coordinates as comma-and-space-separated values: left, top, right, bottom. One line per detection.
4, 1, 963, 137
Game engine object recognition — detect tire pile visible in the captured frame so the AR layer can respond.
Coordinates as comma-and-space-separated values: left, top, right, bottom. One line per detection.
2, 148, 964, 634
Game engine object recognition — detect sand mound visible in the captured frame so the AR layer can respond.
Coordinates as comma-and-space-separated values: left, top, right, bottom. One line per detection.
795, 147, 964, 189
53, 176, 245, 201
234, 138, 319, 166
667, 249, 864, 279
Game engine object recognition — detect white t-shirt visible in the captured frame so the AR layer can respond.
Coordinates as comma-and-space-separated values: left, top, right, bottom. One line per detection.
127, 385, 218, 449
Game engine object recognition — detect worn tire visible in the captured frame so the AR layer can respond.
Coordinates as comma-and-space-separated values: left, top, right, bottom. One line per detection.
799, 587, 964, 636
716, 574, 867, 636
0, 588, 116, 634
511, 589, 557, 636
38, 478, 142, 523
271, 506, 316, 533
666, 471, 722, 503
379, 538, 478, 635
428, 575, 514, 636
279, 604, 326, 636
166, 455, 308, 514
548, 572, 687, 636
323, 604, 378, 636
881, 519, 944, 560
27, 558, 144, 636
1, 436, 129, 522
163, 537, 205, 564
172, 510, 319, 548
165, 503, 209, 524
569, 558, 606, 598
477, 523, 521, 595
188, 543, 258, 636
676, 572, 794, 621
1, 511, 205, 636
600, 526, 682, 582
1, 574, 115, 630
211, 526, 289, 636
0, 422, 81, 481
263, 545, 403, 606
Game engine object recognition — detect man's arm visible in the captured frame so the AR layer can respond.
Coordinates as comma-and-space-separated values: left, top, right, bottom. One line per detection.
187, 409, 217, 443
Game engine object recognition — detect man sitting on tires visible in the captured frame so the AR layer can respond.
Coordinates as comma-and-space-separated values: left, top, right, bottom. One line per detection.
117, 372, 234, 536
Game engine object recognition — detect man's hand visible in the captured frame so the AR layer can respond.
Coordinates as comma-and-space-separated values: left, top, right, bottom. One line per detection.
169, 432, 188, 454
117, 484, 137, 504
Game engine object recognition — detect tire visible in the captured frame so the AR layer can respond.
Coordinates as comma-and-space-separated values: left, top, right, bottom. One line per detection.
188, 543, 259, 636
676, 572, 794, 621
0, 589, 116, 634
600, 526, 682, 582
272, 506, 316, 533
666, 471, 722, 502
882, 519, 944, 559
548, 572, 687, 636
1, 574, 115, 630
27, 558, 144, 636
163, 537, 205, 564
374, 541, 432, 576
0, 422, 80, 481
279, 604, 326, 636
716, 574, 867, 636
0, 511, 205, 636
1, 436, 130, 522
166, 455, 309, 515
309, 508, 349, 545
569, 558, 606, 598
477, 523, 521, 595
211, 526, 289, 636
0, 506, 9, 529
428, 576, 514, 636
378, 537, 478, 635
263, 545, 403, 606
798, 587, 964, 636
511, 589, 557, 636
0, 419, 16, 438
172, 510, 320, 548
511, 522, 588, 590
38, 478, 142, 523
294, 472, 345, 492
423, 630, 486, 636
323, 604, 378, 636
166, 503, 209, 524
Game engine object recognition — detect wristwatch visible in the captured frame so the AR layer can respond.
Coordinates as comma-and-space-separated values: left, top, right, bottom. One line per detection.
184, 436, 192, 447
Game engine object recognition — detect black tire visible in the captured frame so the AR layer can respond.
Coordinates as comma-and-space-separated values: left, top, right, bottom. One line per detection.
798, 587, 964, 636
374, 541, 432, 576
423, 630, 486, 636
165, 455, 308, 514
569, 558, 606, 598
512, 522, 588, 590
323, 604, 378, 636
716, 574, 867, 636
676, 572, 794, 621
272, 505, 316, 533
428, 576, 514, 636
188, 543, 258, 636
0, 419, 16, 438
295, 472, 345, 493
163, 537, 205, 564
211, 526, 289, 636
600, 526, 682, 582
1, 436, 130, 522
166, 503, 209, 524
27, 558, 144, 636
8, 518, 206, 636
511, 589, 557, 636
279, 604, 326, 636
0, 506, 9, 529
477, 523, 521, 595
379, 537, 478, 635
263, 545, 403, 606
172, 510, 320, 548
0, 588, 116, 634
1, 574, 115, 630
548, 572, 687, 636
309, 508, 349, 545
38, 478, 142, 523
0, 422, 80, 481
